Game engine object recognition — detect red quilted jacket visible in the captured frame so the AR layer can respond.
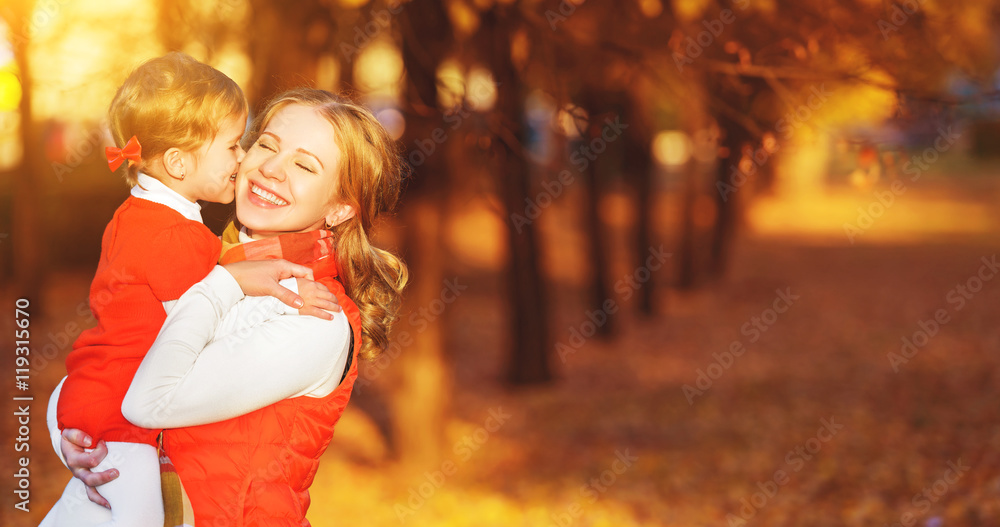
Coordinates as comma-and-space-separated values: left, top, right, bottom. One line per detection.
163, 252, 362, 526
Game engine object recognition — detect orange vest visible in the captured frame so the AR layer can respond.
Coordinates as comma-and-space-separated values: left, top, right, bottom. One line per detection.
163, 257, 362, 526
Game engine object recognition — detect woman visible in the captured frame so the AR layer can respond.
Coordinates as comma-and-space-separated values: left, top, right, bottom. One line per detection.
54, 88, 407, 524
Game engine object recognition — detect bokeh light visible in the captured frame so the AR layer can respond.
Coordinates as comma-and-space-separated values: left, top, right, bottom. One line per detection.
0, 70, 21, 112
354, 38, 404, 100
652, 130, 692, 167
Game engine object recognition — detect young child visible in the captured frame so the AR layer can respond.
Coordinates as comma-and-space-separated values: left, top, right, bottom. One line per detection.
40, 52, 256, 527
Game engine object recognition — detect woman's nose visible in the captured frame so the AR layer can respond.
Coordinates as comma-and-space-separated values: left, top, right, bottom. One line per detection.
259, 156, 285, 181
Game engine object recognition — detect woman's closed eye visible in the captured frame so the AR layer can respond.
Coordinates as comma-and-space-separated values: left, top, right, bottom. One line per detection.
296, 162, 316, 174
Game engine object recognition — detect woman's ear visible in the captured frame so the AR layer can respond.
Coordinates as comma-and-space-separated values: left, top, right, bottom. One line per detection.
325, 202, 356, 229
162, 148, 187, 181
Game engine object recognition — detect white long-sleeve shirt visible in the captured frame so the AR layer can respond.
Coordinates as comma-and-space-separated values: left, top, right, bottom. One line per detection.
122, 266, 351, 429
122, 177, 350, 428
49, 177, 350, 468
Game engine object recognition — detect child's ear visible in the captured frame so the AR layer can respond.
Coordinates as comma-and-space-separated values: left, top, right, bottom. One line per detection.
162, 148, 187, 181
324, 202, 356, 229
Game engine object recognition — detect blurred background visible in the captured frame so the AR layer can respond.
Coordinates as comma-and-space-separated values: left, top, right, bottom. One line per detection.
2, 0, 1000, 525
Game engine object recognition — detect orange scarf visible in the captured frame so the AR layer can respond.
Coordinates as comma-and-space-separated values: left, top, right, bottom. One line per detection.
219, 222, 336, 271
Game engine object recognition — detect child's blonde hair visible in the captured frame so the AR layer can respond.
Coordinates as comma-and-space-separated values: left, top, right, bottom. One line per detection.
246, 88, 408, 361
108, 52, 247, 186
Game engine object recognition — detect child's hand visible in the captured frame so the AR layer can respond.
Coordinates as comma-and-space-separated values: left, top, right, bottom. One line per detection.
296, 278, 341, 320
61, 429, 115, 508
223, 259, 314, 309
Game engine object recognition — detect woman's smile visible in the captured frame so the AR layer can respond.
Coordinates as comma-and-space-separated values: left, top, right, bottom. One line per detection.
247, 181, 289, 207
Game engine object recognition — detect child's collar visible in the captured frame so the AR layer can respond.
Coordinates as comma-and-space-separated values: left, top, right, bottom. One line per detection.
131, 173, 203, 223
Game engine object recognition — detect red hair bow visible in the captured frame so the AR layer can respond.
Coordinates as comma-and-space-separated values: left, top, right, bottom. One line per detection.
106, 136, 142, 171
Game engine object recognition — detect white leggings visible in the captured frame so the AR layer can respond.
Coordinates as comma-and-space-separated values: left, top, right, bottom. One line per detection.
39, 378, 164, 527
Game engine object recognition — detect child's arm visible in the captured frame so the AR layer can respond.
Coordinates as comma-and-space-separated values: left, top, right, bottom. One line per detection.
186, 273, 340, 343
204, 277, 299, 342
121, 266, 350, 429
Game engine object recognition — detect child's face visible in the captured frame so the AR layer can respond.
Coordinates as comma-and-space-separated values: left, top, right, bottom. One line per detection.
185, 112, 247, 204
234, 104, 345, 238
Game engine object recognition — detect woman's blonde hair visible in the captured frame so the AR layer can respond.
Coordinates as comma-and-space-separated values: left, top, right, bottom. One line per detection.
247, 88, 408, 361
108, 52, 247, 186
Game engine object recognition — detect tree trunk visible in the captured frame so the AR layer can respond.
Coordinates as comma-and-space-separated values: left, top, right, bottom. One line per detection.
676, 161, 698, 290
10, 7, 45, 303
676, 80, 710, 290
483, 9, 552, 385
387, 196, 449, 469
581, 135, 613, 336
579, 90, 614, 335
380, 0, 454, 467
709, 116, 747, 278
245, 0, 320, 106
624, 95, 655, 314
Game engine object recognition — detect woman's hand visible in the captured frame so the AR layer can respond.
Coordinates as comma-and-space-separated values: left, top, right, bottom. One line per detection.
223, 259, 314, 309
296, 278, 341, 320
60, 429, 117, 509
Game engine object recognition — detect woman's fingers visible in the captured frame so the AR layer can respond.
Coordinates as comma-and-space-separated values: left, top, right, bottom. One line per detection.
272, 283, 306, 310
86, 486, 111, 509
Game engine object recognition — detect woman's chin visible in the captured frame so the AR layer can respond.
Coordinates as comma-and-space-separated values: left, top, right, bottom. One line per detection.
234, 213, 272, 234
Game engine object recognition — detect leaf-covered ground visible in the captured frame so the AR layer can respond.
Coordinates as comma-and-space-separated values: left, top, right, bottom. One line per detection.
10, 173, 1000, 527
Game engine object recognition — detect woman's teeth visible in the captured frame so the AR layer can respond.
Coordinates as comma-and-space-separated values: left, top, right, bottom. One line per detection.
230, 173, 237, 181
250, 183, 288, 206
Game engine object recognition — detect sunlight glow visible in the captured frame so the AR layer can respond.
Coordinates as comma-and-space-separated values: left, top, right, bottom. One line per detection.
436, 58, 466, 111
671, 0, 710, 23
0, 70, 22, 112
211, 44, 252, 94
0, 111, 21, 170
354, 38, 403, 100
29, 0, 162, 121
639, 0, 663, 18
316, 53, 341, 91
555, 105, 588, 139
446, 0, 481, 38
466, 65, 496, 112
652, 130, 692, 167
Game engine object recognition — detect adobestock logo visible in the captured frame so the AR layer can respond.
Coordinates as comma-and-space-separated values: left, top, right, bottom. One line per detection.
884, 459, 970, 527
888, 254, 998, 372
683, 288, 800, 404
672, 0, 750, 72
510, 116, 628, 234
878, 0, 927, 40
393, 407, 512, 523
726, 417, 844, 526
557, 246, 670, 364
